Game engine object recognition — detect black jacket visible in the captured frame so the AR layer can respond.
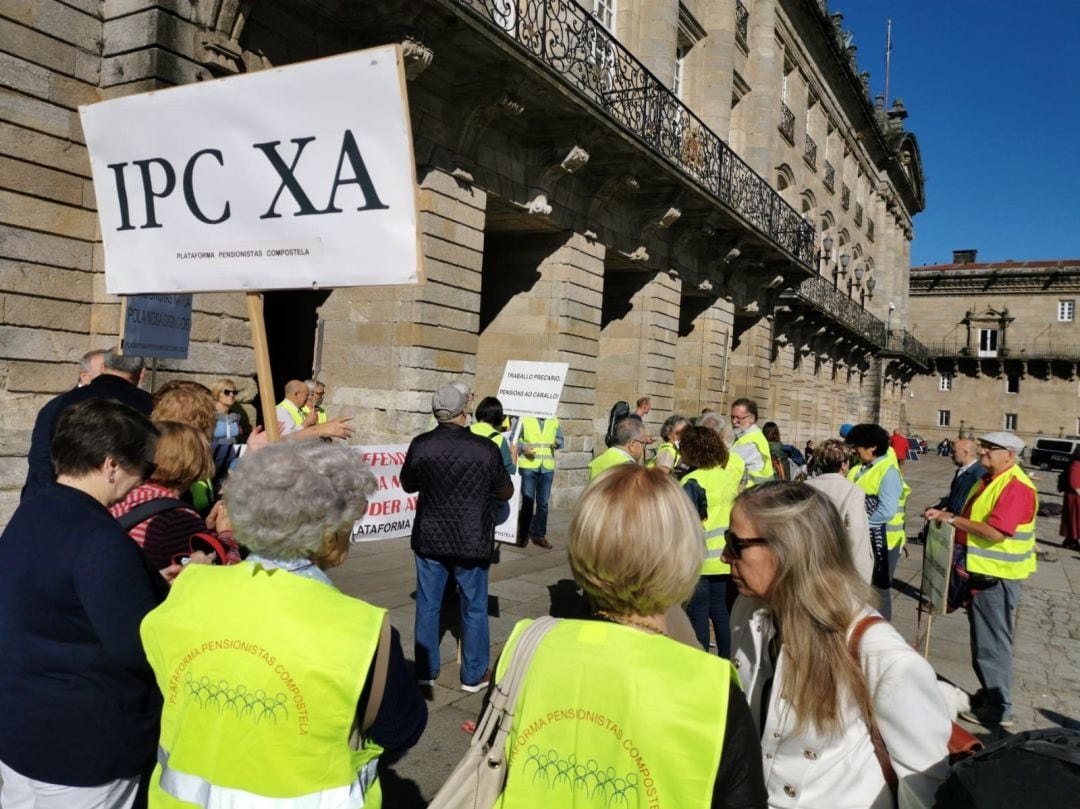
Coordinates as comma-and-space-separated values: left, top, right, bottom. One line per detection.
942, 462, 985, 514
401, 422, 511, 560
22, 374, 154, 502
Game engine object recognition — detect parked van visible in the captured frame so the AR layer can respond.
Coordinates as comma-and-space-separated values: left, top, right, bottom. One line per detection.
1029, 437, 1080, 472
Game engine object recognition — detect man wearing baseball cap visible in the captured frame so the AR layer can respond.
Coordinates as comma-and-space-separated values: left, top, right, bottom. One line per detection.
401, 384, 512, 693
925, 430, 1036, 727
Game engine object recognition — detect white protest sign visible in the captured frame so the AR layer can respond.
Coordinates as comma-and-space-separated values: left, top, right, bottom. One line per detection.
921, 520, 955, 614
121, 294, 193, 359
495, 476, 523, 545
350, 444, 415, 542
496, 361, 570, 418
80, 46, 421, 295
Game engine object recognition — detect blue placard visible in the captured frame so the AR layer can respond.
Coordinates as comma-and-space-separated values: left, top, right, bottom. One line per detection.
122, 294, 193, 359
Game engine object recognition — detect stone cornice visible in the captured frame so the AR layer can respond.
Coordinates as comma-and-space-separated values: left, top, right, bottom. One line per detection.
911, 266, 1080, 295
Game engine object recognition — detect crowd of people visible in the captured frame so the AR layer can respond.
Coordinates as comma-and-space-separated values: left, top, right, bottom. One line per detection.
0, 349, 1042, 809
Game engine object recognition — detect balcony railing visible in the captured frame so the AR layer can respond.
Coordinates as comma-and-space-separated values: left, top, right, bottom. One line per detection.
804, 134, 817, 170
823, 160, 835, 192
735, 0, 749, 49
454, 0, 815, 265
784, 275, 887, 347
854, 202, 863, 227
926, 341, 1080, 361
885, 330, 930, 367
779, 101, 795, 143
841, 184, 850, 210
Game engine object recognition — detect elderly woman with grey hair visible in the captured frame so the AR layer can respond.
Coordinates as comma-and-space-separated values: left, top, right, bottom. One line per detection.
140, 442, 426, 808
649, 414, 690, 473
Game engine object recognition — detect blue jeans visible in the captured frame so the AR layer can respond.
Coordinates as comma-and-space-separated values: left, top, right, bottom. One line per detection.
969, 578, 1021, 716
414, 555, 491, 685
519, 469, 554, 539
685, 575, 730, 657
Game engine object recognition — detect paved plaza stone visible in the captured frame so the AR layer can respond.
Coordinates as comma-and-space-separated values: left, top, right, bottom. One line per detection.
331, 455, 1080, 806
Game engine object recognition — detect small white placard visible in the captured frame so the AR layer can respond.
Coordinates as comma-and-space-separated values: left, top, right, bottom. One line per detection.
496, 361, 569, 419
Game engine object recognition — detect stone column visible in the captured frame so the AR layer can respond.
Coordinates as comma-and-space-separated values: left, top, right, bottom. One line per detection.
739, 0, 780, 177
695, 2, 737, 137
317, 167, 486, 441
726, 315, 774, 410
674, 296, 735, 416
474, 231, 606, 508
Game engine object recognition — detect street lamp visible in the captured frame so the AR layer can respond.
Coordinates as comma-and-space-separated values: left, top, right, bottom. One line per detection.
861, 275, 876, 306
816, 234, 834, 277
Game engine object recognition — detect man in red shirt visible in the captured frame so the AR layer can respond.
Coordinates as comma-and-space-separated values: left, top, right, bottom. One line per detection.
890, 428, 910, 469
925, 431, 1036, 727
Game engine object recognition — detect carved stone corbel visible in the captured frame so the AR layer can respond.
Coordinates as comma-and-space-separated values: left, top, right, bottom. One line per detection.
402, 37, 435, 80
523, 145, 591, 219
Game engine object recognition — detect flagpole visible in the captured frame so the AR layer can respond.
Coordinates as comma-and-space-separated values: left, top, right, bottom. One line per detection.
884, 18, 893, 106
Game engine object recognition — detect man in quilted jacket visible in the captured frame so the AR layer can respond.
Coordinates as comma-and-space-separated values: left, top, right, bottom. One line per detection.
402, 384, 513, 693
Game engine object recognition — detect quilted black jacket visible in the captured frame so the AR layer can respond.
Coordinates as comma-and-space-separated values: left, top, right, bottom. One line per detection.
401, 422, 512, 560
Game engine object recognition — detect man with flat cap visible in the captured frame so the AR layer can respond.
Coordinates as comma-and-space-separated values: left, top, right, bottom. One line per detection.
401, 384, 512, 693
925, 430, 1037, 728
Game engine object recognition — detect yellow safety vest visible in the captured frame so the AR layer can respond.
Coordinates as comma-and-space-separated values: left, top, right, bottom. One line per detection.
848, 455, 911, 549
493, 619, 732, 808
277, 399, 305, 428
518, 417, 559, 471
141, 563, 386, 808
470, 422, 505, 447
732, 428, 775, 487
646, 441, 679, 470
301, 405, 328, 424
682, 456, 745, 575
588, 446, 635, 479
963, 464, 1038, 580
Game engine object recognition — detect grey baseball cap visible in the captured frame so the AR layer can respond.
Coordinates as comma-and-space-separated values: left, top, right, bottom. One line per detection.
432, 384, 467, 421
978, 431, 1024, 453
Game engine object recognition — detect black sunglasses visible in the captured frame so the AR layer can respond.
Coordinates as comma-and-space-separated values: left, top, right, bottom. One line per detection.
222, 389, 238, 396
722, 529, 769, 560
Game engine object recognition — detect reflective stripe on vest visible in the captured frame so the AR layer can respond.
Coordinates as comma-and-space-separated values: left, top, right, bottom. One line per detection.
156, 746, 377, 809
493, 619, 731, 808
141, 563, 386, 808
588, 446, 634, 480
733, 429, 774, 487
683, 458, 744, 575
277, 399, 305, 428
848, 455, 910, 548
518, 417, 558, 471
964, 464, 1038, 580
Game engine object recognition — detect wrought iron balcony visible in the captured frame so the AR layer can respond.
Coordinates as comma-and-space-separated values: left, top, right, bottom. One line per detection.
779, 101, 795, 143
782, 275, 887, 347
841, 183, 851, 210
884, 330, 930, 368
926, 341, 1080, 362
823, 160, 835, 192
804, 134, 817, 170
453, 0, 815, 265
735, 0, 749, 50
854, 202, 863, 227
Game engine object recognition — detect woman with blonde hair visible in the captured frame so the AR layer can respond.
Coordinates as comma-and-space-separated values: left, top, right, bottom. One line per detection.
727, 482, 951, 808
210, 378, 246, 447
480, 465, 767, 807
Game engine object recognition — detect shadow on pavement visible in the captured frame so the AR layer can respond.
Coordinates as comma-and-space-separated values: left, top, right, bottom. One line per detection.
379, 749, 427, 809
1038, 708, 1080, 730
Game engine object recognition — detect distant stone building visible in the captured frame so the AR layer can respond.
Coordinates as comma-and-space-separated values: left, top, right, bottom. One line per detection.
0, 0, 928, 520
908, 250, 1080, 445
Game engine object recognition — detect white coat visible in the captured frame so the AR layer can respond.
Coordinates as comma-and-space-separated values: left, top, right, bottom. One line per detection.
806, 473, 874, 583
730, 597, 951, 809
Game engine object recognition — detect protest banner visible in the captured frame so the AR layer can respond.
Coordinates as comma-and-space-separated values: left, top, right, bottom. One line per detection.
494, 472, 523, 545
79, 45, 423, 437
919, 519, 955, 657
120, 294, 193, 359
496, 361, 569, 419
350, 444, 414, 542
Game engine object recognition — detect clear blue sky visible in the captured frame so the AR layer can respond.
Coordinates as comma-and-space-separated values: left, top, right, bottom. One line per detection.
836, 1, 1080, 266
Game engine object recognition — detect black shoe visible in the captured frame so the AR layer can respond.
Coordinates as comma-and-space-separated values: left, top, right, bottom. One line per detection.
531, 536, 553, 549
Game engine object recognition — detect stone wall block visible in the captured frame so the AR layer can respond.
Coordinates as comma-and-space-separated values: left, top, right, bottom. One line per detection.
0, 122, 89, 177
193, 292, 249, 319
0, 18, 78, 74
419, 213, 485, 253
0, 324, 91, 362
418, 188, 486, 230
415, 301, 479, 333
0, 456, 27, 489
101, 48, 203, 88
0, 52, 52, 96
0, 427, 32, 456
0, 0, 102, 49
89, 302, 121, 334
0, 224, 93, 271
6, 360, 76, 394
156, 341, 254, 376
0, 156, 86, 207
220, 317, 253, 347
188, 311, 223, 343
0, 190, 97, 241
2, 295, 89, 332
0, 260, 93, 299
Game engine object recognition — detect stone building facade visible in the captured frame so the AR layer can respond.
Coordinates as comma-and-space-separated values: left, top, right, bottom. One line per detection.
908, 252, 1080, 446
0, 0, 928, 520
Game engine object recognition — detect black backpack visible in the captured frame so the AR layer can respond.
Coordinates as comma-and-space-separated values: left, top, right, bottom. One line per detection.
604, 401, 630, 447
934, 729, 1080, 808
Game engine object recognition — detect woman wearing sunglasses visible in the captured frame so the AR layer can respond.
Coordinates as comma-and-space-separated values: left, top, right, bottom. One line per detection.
727, 482, 951, 809
211, 378, 245, 447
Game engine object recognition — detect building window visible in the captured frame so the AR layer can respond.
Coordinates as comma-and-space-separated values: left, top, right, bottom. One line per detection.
1059, 300, 1075, 322
978, 328, 998, 357
939, 373, 952, 391
1076, 417, 1080, 434
1004, 413, 1018, 431
592, 0, 616, 30
673, 44, 687, 99
937, 410, 951, 427
1006, 374, 1020, 394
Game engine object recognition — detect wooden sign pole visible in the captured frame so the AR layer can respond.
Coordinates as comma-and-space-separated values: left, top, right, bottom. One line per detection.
246, 292, 281, 442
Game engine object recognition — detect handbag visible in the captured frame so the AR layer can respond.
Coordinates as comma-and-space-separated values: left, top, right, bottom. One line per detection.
428, 616, 560, 809
849, 616, 984, 809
